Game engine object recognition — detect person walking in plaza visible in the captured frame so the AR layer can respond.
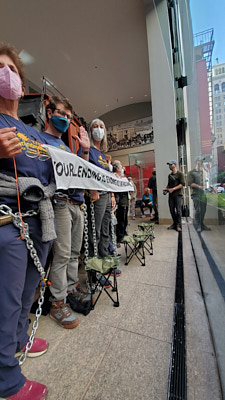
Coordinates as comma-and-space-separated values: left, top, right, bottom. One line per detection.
163, 160, 185, 232
0, 44, 55, 400
148, 167, 159, 223
42, 95, 91, 329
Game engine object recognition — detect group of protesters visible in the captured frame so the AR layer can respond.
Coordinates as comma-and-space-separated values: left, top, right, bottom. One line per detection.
0, 44, 134, 400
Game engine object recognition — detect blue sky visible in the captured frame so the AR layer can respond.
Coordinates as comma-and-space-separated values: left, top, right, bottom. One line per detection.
190, 0, 225, 65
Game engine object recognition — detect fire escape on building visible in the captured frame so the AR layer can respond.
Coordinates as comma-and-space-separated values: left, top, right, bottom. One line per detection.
193, 28, 215, 137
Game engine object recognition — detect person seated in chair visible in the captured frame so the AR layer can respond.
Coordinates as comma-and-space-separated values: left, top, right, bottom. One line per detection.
140, 188, 153, 218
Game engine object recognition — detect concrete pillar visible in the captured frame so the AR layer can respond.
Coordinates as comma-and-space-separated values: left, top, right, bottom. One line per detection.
144, 0, 178, 224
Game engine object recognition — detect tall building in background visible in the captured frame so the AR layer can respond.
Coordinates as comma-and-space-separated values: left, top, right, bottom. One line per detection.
193, 29, 214, 159
212, 61, 225, 146
212, 61, 225, 174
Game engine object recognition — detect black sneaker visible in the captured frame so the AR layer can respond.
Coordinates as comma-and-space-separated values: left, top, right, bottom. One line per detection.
167, 224, 175, 230
201, 225, 211, 231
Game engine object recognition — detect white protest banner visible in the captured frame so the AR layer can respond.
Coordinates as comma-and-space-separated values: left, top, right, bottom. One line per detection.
44, 145, 133, 192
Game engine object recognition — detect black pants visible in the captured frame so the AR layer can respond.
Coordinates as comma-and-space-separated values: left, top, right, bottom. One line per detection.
116, 205, 128, 242
192, 193, 207, 227
168, 195, 182, 227
152, 191, 158, 219
140, 204, 153, 215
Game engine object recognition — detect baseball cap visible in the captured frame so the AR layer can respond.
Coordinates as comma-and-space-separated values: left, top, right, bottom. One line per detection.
195, 156, 205, 162
166, 160, 177, 165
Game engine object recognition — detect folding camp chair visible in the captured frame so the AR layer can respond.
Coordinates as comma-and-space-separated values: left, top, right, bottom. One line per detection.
123, 230, 148, 266
83, 202, 120, 309
138, 222, 155, 255
85, 256, 119, 308
123, 222, 155, 266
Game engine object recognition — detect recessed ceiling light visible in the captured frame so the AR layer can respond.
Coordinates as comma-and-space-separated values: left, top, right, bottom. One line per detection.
144, 94, 148, 97
19, 49, 35, 65
130, 96, 134, 99
105, 104, 109, 107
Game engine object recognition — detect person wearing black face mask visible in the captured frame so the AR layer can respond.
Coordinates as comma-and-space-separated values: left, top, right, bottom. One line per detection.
41, 96, 91, 329
163, 160, 185, 232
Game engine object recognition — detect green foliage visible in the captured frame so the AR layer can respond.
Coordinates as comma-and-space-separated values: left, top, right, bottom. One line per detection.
206, 192, 225, 209
217, 171, 225, 183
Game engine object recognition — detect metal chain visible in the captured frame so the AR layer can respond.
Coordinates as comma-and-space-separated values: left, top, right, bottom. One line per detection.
83, 204, 92, 293
90, 201, 98, 257
82, 198, 118, 292
83, 204, 89, 267
111, 206, 118, 257
0, 204, 47, 365
54, 191, 69, 199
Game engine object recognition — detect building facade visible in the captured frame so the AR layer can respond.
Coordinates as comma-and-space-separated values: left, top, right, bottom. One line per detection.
212, 61, 225, 146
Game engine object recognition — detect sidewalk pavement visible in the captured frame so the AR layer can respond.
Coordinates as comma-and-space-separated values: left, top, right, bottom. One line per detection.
22, 216, 222, 400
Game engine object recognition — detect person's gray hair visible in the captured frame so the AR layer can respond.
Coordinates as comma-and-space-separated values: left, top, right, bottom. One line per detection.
89, 118, 108, 152
112, 160, 121, 172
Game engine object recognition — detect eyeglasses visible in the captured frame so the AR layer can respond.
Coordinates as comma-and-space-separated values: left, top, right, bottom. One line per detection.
55, 108, 73, 121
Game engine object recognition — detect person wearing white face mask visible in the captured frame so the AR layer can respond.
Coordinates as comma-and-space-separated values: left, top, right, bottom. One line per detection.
79, 119, 116, 277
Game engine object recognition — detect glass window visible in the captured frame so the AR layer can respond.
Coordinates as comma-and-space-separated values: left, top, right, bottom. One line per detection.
214, 84, 220, 94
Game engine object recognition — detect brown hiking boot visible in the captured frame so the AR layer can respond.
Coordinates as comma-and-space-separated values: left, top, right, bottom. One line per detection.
68, 282, 92, 303
49, 300, 79, 329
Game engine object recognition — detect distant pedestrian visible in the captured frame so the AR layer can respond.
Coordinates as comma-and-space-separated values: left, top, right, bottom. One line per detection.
163, 160, 185, 232
148, 167, 158, 223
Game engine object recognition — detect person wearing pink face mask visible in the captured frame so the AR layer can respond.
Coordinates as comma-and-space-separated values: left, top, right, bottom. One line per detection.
0, 44, 55, 399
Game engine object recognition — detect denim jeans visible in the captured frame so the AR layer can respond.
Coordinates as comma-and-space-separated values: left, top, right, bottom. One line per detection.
49, 201, 84, 301
0, 217, 53, 397
86, 193, 111, 258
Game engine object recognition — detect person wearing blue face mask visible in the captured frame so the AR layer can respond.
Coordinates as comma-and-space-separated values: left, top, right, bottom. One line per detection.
41, 96, 91, 328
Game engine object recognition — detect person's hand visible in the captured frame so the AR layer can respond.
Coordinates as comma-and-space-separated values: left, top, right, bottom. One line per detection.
89, 190, 99, 202
168, 188, 174, 194
0, 127, 22, 158
75, 126, 90, 151
111, 195, 116, 209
